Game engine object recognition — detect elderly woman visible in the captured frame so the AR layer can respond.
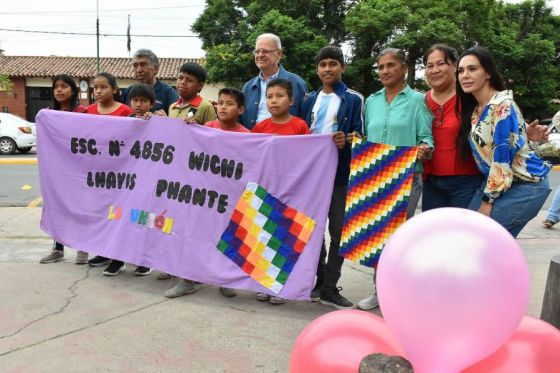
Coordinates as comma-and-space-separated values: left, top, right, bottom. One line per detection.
358, 48, 434, 310
457, 46, 551, 237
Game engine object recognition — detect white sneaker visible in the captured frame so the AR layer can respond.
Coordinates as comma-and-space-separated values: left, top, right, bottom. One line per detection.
357, 293, 379, 310
164, 280, 202, 298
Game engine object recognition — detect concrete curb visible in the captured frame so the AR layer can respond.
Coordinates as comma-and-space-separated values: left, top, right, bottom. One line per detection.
1, 158, 560, 170
0, 158, 37, 165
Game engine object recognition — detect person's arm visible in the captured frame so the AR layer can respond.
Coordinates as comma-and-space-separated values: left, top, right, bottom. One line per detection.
345, 93, 364, 144
478, 101, 518, 216
415, 99, 434, 160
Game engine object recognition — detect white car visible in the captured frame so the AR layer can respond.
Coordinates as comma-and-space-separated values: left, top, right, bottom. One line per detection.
0, 113, 36, 155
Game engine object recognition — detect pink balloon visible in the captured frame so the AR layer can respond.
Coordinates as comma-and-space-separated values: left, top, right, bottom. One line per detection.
290, 310, 404, 373
464, 316, 560, 372
377, 208, 530, 373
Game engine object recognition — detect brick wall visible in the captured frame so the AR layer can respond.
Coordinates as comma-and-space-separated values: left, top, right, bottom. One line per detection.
0, 77, 26, 118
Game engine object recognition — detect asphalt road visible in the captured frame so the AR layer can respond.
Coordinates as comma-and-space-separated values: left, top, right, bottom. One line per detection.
1, 150, 559, 209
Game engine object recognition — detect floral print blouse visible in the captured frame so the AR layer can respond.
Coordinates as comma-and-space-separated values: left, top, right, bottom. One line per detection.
469, 90, 550, 198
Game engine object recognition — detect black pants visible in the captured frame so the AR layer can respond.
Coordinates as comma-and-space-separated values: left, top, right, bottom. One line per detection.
315, 184, 347, 291
54, 241, 64, 251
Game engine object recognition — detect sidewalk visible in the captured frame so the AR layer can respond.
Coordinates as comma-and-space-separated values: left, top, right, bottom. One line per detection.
0, 207, 559, 372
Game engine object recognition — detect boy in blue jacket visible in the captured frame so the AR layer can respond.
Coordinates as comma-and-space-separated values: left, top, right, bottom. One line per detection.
302, 45, 363, 310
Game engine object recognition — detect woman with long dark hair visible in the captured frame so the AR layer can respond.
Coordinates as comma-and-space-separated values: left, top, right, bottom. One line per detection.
456, 46, 551, 237
40, 74, 89, 264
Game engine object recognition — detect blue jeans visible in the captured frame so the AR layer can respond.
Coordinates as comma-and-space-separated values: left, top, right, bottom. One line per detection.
468, 176, 551, 237
422, 174, 484, 211
546, 186, 560, 223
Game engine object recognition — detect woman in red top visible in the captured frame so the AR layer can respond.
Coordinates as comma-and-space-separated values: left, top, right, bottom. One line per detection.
40, 74, 90, 265
86, 72, 132, 116
422, 44, 482, 211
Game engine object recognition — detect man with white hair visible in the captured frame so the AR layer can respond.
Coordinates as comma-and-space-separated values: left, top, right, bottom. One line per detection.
121, 48, 178, 115
241, 33, 308, 129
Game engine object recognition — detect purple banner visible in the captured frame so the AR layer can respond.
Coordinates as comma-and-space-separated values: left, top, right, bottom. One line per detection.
36, 110, 337, 300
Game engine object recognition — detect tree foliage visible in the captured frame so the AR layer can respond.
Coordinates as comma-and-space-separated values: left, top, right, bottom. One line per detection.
0, 74, 13, 94
193, 0, 560, 118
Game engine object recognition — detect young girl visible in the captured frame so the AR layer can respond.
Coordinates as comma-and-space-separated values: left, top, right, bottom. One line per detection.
86, 72, 133, 116
85, 72, 133, 274
40, 74, 90, 265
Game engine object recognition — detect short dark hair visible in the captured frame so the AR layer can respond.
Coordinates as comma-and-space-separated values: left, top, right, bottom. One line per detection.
179, 62, 207, 83
51, 74, 80, 111
95, 72, 121, 102
127, 83, 156, 104
423, 44, 459, 66
218, 88, 245, 107
266, 78, 293, 99
315, 45, 345, 66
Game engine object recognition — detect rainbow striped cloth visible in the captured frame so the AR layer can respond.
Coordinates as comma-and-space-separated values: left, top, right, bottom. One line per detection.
339, 138, 417, 267
217, 182, 316, 294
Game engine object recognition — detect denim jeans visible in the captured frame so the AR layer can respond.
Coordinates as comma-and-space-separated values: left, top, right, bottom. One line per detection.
422, 174, 484, 211
546, 186, 560, 223
468, 176, 551, 237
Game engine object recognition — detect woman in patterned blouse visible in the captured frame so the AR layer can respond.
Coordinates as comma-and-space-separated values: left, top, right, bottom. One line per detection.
456, 46, 551, 237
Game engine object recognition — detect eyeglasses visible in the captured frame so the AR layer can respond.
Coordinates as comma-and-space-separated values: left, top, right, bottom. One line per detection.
253, 48, 279, 56
435, 105, 444, 127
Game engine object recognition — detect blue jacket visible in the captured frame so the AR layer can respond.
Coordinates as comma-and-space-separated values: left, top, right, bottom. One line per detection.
302, 81, 364, 185
121, 79, 178, 115
241, 64, 308, 129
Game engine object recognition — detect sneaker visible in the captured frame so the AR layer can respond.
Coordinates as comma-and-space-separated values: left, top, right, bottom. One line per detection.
75, 251, 89, 264
164, 280, 202, 298
103, 261, 126, 276
134, 266, 152, 276
310, 286, 321, 302
256, 292, 271, 301
543, 219, 556, 229
40, 249, 64, 264
157, 272, 173, 280
357, 293, 379, 310
219, 287, 237, 297
88, 255, 110, 267
320, 288, 354, 310
269, 296, 285, 305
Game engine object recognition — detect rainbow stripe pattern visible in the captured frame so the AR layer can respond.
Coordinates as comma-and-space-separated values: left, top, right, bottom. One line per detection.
339, 138, 417, 267
217, 182, 316, 294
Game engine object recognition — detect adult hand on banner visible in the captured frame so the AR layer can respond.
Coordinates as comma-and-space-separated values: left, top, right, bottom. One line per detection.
416, 142, 432, 160
345, 131, 361, 144
289, 310, 403, 373
377, 208, 529, 373
464, 316, 560, 372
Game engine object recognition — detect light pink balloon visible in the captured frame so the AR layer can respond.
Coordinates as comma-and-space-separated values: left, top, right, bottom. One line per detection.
377, 208, 530, 373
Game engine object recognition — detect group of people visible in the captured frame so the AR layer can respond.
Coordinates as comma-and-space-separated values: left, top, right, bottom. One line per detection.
39, 33, 554, 311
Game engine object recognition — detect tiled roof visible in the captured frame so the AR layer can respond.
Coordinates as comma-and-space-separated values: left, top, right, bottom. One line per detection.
0, 55, 203, 79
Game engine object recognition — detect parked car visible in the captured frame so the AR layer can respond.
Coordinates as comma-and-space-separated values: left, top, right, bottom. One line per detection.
535, 113, 560, 164
0, 113, 36, 155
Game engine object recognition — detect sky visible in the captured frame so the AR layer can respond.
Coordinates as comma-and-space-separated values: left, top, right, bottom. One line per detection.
0, 0, 559, 59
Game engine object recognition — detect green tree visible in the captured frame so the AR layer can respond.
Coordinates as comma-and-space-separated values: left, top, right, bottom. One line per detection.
0, 74, 13, 94
192, 0, 350, 88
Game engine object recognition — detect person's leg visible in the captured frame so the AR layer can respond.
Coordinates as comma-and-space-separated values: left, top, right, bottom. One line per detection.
421, 175, 449, 211
310, 241, 327, 301
406, 173, 423, 219
544, 186, 560, 227
320, 184, 353, 309
485, 178, 551, 238
447, 175, 484, 209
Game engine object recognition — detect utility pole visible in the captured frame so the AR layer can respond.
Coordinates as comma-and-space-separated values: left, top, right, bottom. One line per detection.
96, 0, 100, 73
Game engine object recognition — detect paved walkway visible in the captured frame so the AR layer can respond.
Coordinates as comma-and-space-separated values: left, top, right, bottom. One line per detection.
0, 207, 558, 372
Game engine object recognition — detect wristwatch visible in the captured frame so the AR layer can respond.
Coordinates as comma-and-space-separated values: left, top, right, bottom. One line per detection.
482, 194, 495, 204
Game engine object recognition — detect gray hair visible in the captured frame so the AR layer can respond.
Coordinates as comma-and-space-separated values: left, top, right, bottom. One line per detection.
256, 33, 282, 49
378, 48, 406, 65
133, 49, 160, 68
